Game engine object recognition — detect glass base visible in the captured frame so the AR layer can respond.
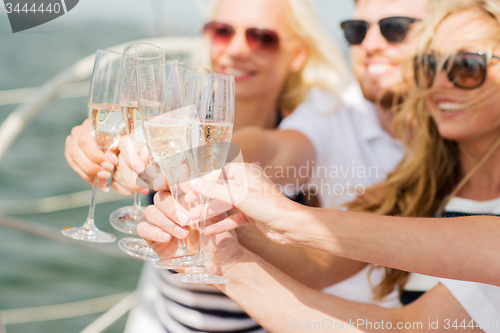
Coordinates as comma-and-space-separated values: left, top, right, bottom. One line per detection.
109, 206, 146, 234
61, 226, 116, 243
169, 267, 229, 284
118, 237, 160, 261
155, 254, 198, 270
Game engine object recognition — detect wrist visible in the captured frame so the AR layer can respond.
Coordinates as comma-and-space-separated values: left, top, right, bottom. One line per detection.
270, 198, 313, 246
217, 246, 260, 283
207, 233, 248, 275
280, 205, 341, 251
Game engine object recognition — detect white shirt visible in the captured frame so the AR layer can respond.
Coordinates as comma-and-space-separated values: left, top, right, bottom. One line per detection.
280, 84, 404, 308
279, 84, 404, 209
322, 264, 401, 308
438, 197, 500, 333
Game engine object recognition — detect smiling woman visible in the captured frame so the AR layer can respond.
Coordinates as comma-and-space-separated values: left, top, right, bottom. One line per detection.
203, 0, 350, 129
347, 0, 500, 302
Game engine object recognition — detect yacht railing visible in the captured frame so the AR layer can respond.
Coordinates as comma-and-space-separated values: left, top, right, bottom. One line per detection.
0, 36, 201, 215
0, 36, 200, 332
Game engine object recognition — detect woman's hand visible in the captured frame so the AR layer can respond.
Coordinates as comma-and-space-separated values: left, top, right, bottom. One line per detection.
138, 190, 191, 257
137, 190, 245, 271
64, 119, 118, 192
186, 163, 301, 245
110, 136, 151, 196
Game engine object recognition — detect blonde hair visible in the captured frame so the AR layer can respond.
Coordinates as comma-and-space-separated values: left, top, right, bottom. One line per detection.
200, 0, 351, 116
347, 0, 500, 300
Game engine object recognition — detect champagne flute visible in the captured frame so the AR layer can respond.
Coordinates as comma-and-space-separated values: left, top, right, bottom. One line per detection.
153, 62, 216, 270
170, 74, 234, 284
135, 61, 200, 268
62, 50, 124, 243
109, 43, 165, 235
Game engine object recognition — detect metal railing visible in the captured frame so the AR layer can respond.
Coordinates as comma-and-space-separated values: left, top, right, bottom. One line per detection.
0, 36, 201, 163
0, 36, 201, 214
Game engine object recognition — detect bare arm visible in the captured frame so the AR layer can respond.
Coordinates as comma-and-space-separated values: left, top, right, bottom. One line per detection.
232, 127, 315, 186
232, 127, 365, 287
189, 163, 500, 287
217, 245, 481, 333
237, 225, 367, 290
137, 189, 367, 290
283, 208, 500, 287
140, 198, 484, 332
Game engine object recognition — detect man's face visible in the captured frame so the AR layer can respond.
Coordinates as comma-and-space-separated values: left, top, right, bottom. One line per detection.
351, 0, 429, 106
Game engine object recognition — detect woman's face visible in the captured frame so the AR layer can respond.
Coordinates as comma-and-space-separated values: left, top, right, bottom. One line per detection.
209, 0, 306, 101
425, 9, 500, 144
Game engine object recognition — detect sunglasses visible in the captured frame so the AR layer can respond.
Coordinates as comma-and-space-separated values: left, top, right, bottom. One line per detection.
340, 17, 420, 45
414, 51, 500, 90
203, 21, 281, 54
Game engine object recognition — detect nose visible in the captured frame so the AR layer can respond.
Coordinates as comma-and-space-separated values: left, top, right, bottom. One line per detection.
224, 27, 252, 59
361, 24, 388, 55
433, 69, 455, 89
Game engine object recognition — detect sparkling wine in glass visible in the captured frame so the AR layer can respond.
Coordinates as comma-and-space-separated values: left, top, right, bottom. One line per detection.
109, 43, 165, 237
135, 61, 199, 268
170, 74, 234, 284
62, 50, 124, 243
153, 62, 218, 270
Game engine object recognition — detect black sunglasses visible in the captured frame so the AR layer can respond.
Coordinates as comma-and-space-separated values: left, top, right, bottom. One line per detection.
414, 51, 500, 90
340, 17, 420, 45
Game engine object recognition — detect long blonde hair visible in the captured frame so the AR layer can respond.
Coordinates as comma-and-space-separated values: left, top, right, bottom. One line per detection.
199, 0, 351, 115
347, 0, 500, 299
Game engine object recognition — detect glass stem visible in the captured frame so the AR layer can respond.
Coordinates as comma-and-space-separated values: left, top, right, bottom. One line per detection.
83, 178, 100, 232
195, 194, 208, 268
169, 172, 190, 255
133, 192, 141, 211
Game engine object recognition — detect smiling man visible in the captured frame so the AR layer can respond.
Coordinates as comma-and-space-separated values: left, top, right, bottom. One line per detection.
349, 0, 427, 133
233, 0, 429, 209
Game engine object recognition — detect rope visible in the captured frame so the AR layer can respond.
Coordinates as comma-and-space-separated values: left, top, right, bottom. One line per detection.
0, 81, 90, 106
0, 292, 132, 325
80, 292, 138, 333
0, 190, 129, 215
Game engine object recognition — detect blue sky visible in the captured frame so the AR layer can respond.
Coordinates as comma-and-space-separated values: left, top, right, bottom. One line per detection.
1, 0, 355, 40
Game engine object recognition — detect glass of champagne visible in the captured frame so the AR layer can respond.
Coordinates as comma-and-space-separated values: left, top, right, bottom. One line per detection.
170, 74, 234, 284
62, 50, 124, 243
153, 62, 217, 270
135, 61, 200, 268
109, 43, 165, 235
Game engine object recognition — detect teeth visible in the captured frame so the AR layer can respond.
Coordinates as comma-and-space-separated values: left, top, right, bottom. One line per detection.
225, 68, 248, 77
438, 102, 466, 111
367, 64, 392, 74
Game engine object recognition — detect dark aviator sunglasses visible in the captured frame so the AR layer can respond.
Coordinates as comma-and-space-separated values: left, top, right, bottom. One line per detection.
340, 17, 421, 45
414, 51, 500, 90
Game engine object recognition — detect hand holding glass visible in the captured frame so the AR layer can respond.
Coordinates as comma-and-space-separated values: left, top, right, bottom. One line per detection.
109, 43, 165, 235
170, 73, 235, 284
62, 50, 124, 243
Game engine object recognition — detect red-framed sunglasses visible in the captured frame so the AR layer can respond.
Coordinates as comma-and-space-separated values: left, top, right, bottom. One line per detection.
202, 21, 281, 54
